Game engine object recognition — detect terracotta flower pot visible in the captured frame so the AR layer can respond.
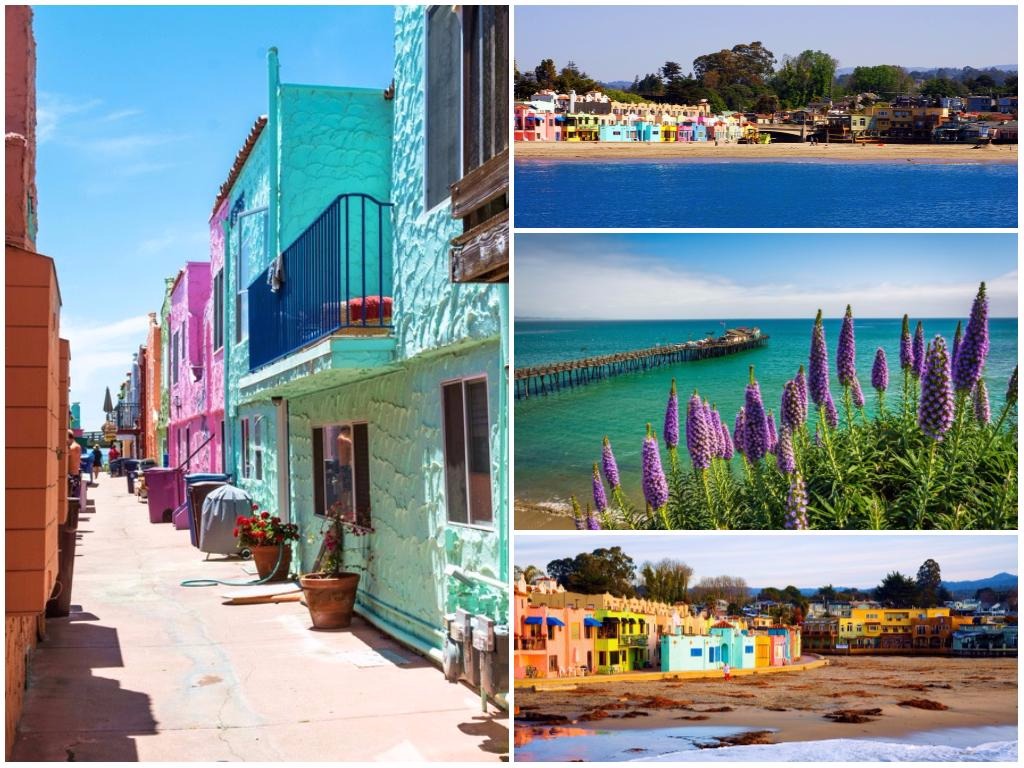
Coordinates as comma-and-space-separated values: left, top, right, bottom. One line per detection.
251, 544, 292, 582
300, 572, 360, 629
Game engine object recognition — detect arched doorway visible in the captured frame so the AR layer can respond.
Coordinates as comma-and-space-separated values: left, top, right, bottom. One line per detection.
721, 643, 730, 665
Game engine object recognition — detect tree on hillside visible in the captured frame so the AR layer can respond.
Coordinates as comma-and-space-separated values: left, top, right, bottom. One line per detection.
534, 58, 558, 90
556, 61, 598, 95
514, 564, 544, 585
771, 50, 837, 108
690, 575, 749, 608
874, 571, 918, 607
848, 64, 913, 96
514, 62, 539, 100
915, 559, 944, 607
640, 559, 694, 604
547, 547, 637, 597
693, 42, 776, 111
817, 585, 837, 604
920, 77, 967, 99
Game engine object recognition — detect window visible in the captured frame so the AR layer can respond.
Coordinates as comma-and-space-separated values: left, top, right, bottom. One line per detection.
252, 416, 264, 481
546, 625, 555, 641
184, 427, 191, 463
460, 5, 509, 175
236, 209, 267, 343
548, 656, 559, 673
571, 623, 580, 640
171, 331, 180, 384
690, 648, 703, 657
598, 651, 607, 667
425, 6, 461, 209
313, 422, 371, 527
213, 270, 225, 350
240, 418, 250, 479
442, 377, 492, 526
609, 651, 619, 665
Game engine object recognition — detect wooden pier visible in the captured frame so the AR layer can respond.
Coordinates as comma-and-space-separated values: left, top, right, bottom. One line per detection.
514, 334, 769, 399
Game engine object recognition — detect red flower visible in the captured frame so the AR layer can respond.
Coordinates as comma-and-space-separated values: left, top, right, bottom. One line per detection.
251, 502, 258, 510
272, 516, 280, 524
232, 527, 239, 537
255, 530, 265, 541
261, 511, 270, 520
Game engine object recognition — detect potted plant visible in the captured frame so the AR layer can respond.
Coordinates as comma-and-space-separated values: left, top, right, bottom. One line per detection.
234, 505, 299, 581
300, 509, 373, 630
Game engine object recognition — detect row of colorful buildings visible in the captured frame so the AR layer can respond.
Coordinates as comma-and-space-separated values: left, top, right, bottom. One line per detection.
513, 579, 802, 679
105, 6, 510, 701
803, 606, 1017, 656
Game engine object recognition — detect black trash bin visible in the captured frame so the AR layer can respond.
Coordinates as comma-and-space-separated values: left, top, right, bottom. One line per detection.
124, 459, 140, 494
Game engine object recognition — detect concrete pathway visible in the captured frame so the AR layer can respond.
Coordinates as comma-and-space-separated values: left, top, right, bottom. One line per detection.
12, 475, 508, 761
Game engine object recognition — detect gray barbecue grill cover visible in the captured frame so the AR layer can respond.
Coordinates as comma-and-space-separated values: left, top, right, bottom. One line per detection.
200, 484, 253, 555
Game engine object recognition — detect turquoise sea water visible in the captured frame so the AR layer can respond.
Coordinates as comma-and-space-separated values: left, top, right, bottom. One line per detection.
514, 318, 1018, 505
513, 160, 1018, 228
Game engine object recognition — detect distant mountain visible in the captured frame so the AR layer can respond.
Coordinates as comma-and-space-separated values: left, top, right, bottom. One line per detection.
941, 572, 1017, 596
746, 573, 1016, 601
599, 80, 634, 90
836, 64, 1017, 76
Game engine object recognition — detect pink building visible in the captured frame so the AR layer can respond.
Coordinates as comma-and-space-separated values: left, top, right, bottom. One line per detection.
514, 593, 598, 679
166, 261, 218, 472
203, 198, 229, 473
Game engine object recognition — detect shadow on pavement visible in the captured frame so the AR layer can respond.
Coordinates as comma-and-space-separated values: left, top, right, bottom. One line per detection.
458, 713, 510, 760
10, 608, 158, 761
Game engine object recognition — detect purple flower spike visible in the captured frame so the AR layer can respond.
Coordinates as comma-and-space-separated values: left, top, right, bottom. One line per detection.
766, 411, 778, 454
784, 473, 809, 529
952, 282, 990, 393
686, 394, 713, 470
899, 315, 914, 372
781, 378, 806, 431
663, 379, 680, 449
776, 425, 796, 475
973, 379, 991, 424
951, 320, 963, 371
601, 436, 620, 489
809, 310, 832, 407
641, 424, 669, 510
718, 412, 735, 460
586, 509, 602, 530
918, 336, 954, 442
592, 464, 608, 513
704, 400, 722, 459
837, 304, 857, 387
744, 367, 770, 462
733, 407, 747, 457
871, 348, 889, 392
796, 365, 808, 415
1007, 366, 1018, 406
912, 322, 926, 379
824, 392, 839, 429
851, 377, 865, 409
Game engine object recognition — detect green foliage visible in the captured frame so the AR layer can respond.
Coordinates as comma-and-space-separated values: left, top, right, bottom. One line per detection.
589, 376, 1017, 530
601, 87, 648, 104
920, 77, 967, 99
771, 50, 837, 108
546, 547, 638, 597
847, 64, 914, 96
874, 571, 919, 606
640, 559, 694, 603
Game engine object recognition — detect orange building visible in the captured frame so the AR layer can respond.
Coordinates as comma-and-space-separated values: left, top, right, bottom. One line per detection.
5, 6, 69, 755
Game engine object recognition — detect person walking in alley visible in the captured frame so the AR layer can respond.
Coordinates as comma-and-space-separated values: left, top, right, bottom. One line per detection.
91, 444, 103, 483
67, 431, 82, 490
722, 662, 731, 681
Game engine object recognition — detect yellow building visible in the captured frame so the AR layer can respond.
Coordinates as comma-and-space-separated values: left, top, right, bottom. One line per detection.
753, 634, 771, 667
841, 607, 952, 649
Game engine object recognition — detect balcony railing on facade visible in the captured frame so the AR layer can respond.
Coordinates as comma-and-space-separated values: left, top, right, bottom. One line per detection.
247, 193, 394, 372
108, 402, 142, 431
620, 635, 649, 648
516, 636, 547, 652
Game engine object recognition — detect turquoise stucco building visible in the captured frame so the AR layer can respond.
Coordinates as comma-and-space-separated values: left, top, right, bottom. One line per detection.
214, 6, 507, 689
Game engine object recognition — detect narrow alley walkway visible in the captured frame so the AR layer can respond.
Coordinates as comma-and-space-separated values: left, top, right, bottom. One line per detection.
12, 476, 508, 761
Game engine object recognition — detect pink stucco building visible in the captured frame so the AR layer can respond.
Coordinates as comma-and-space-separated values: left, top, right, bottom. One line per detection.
166, 261, 219, 472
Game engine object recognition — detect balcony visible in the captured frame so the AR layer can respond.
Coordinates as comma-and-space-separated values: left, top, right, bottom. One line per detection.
620, 635, 649, 648
247, 193, 394, 373
516, 636, 547, 652
449, 149, 508, 283
109, 402, 142, 431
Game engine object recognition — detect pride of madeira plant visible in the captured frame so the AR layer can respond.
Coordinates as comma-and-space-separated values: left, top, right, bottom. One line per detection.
573, 283, 1017, 531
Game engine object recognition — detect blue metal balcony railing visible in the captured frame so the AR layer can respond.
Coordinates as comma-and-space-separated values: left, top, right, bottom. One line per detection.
248, 193, 394, 372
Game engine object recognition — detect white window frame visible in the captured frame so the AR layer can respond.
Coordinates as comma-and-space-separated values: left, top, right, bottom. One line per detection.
440, 374, 493, 530
252, 415, 264, 481
240, 417, 251, 479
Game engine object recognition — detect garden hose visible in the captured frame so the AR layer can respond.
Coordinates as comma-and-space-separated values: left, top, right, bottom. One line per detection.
180, 543, 290, 588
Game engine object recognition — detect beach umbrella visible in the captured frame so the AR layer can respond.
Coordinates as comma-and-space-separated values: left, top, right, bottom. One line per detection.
102, 387, 113, 414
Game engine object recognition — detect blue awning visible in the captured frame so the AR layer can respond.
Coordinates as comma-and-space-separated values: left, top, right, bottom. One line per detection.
584, 617, 603, 627
546, 617, 566, 627
524, 616, 543, 625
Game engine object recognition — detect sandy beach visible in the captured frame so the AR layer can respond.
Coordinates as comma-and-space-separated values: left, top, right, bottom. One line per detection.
515, 500, 574, 530
515, 656, 1017, 749
514, 140, 1018, 164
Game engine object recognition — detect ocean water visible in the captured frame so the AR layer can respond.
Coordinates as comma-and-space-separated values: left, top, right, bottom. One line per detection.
515, 724, 1017, 762
514, 160, 1018, 228
514, 318, 1017, 505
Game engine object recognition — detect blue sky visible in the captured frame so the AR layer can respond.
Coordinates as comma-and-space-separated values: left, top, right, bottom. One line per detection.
515, 5, 1018, 82
515, 534, 1018, 588
515, 234, 1018, 320
32, 5, 395, 429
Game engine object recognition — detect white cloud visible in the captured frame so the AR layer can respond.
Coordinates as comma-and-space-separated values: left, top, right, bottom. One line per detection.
516, 251, 1018, 320
137, 227, 208, 257
62, 314, 152, 429
36, 92, 102, 143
